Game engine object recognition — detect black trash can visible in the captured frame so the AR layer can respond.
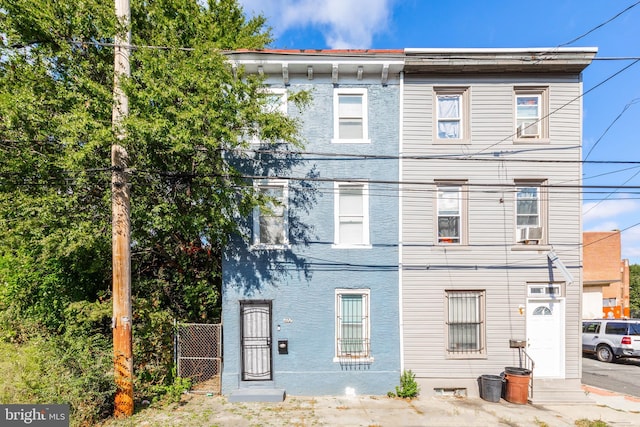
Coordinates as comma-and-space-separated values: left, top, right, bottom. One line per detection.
479, 374, 503, 402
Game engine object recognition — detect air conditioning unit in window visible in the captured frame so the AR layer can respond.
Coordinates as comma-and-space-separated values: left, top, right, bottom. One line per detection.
518, 226, 543, 243
518, 122, 539, 138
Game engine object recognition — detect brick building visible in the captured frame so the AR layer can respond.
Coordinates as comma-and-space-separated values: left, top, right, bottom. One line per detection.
583, 230, 630, 319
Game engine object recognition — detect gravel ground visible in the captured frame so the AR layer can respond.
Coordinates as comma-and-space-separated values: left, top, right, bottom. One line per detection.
99, 391, 640, 427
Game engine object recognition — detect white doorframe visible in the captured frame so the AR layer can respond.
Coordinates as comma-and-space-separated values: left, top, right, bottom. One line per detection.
526, 297, 565, 378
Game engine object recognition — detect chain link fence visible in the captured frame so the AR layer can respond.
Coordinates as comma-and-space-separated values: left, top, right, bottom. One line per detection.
175, 322, 222, 394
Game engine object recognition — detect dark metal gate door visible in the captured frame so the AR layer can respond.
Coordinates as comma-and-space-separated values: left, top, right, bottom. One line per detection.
240, 301, 272, 381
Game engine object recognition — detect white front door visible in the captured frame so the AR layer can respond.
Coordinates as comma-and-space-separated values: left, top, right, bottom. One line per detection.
526, 299, 564, 378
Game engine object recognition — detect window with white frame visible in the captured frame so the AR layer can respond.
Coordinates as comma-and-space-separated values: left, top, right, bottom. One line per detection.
434, 87, 469, 142
446, 290, 485, 356
333, 88, 369, 143
253, 181, 288, 247
334, 183, 370, 247
515, 182, 545, 244
433, 87, 470, 143
251, 88, 287, 144
437, 184, 463, 244
514, 87, 548, 140
335, 289, 370, 359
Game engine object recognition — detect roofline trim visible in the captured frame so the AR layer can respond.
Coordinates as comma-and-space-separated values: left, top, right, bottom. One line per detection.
405, 47, 598, 54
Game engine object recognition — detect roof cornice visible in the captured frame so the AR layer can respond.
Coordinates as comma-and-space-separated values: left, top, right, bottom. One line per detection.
404, 47, 598, 74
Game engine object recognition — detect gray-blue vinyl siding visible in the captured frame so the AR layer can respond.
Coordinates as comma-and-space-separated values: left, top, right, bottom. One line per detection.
401, 75, 584, 381
222, 76, 401, 395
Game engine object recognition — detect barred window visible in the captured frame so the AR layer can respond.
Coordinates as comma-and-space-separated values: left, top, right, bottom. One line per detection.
446, 290, 485, 356
336, 289, 370, 359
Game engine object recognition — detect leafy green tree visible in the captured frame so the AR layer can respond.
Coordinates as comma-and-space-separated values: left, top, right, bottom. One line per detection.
629, 264, 640, 317
0, 0, 308, 416
0, 0, 304, 326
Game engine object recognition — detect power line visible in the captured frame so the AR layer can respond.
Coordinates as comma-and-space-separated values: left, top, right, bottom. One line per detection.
470, 58, 640, 157
231, 147, 640, 164
584, 98, 640, 160
558, 0, 640, 47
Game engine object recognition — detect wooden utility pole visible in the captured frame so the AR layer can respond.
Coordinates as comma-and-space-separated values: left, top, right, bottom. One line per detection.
112, 0, 133, 417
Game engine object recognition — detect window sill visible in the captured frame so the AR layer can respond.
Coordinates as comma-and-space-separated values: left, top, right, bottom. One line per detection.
331, 138, 371, 144
512, 137, 550, 144
251, 244, 291, 251
510, 244, 551, 252
333, 356, 374, 364
332, 244, 372, 249
434, 244, 470, 251
433, 138, 471, 145
446, 353, 487, 360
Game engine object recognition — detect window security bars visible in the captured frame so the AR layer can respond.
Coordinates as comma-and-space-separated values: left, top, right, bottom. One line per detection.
336, 292, 370, 360
447, 291, 484, 354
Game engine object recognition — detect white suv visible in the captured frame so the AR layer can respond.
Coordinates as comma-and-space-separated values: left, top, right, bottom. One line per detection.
582, 319, 640, 363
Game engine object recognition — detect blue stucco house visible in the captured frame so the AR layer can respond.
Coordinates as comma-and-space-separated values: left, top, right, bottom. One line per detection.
222, 50, 404, 400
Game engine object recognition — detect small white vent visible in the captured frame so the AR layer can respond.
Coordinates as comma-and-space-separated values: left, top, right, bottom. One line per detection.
518, 226, 543, 243
518, 122, 539, 138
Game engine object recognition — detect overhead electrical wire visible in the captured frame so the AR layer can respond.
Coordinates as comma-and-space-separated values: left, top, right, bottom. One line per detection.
557, 0, 640, 47
584, 98, 640, 160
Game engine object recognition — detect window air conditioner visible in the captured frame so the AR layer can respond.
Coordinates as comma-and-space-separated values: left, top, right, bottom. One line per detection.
518, 122, 539, 138
518, 226, 543, 243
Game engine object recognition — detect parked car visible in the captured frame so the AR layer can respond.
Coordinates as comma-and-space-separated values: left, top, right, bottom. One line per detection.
582, 319, 640, 363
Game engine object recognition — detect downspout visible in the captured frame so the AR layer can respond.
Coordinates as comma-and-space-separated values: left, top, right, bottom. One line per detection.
398, 70, 405, 373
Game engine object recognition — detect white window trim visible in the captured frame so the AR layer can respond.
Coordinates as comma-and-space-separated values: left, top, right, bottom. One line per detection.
334, 288, 373, 363
435, 182, 468, 245
514, 180, 547, 246
445, 290, 486, 359
434, 87, 470, 144
251, 179, 289, 249
332, 88, 371, 144
513, 87, 549, 142
250, 88, 288, 145
333, 182, 371, 248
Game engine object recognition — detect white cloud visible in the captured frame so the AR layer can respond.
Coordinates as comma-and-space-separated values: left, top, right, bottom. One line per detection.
582, 198, 640, 223
239, 0, 394, 48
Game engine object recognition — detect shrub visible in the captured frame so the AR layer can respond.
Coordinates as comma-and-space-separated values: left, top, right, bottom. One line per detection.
388, 370, 420, 399
0, 333, 115, 426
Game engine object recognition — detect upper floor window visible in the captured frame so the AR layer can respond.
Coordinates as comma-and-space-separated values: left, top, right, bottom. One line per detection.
333, 88, 370, 143
446, 290, 485, 357
434, 87, 469, 143
515, 181, 546, 245
437, 184, 465, 244
334, 182, 370, 247
251, 88, 287, 145
335, 289, 371, 360
253, 180, 288, 248
514, 87, 548, 141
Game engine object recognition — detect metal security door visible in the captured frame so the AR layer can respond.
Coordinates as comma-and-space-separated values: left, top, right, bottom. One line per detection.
240, 301, 272, 381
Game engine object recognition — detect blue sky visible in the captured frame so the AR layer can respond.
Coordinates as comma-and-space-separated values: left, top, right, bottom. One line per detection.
239, 0, 640, 263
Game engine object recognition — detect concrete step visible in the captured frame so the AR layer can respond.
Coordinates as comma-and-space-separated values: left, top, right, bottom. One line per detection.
530, 379, 594, 405
228, 387, 286, 403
